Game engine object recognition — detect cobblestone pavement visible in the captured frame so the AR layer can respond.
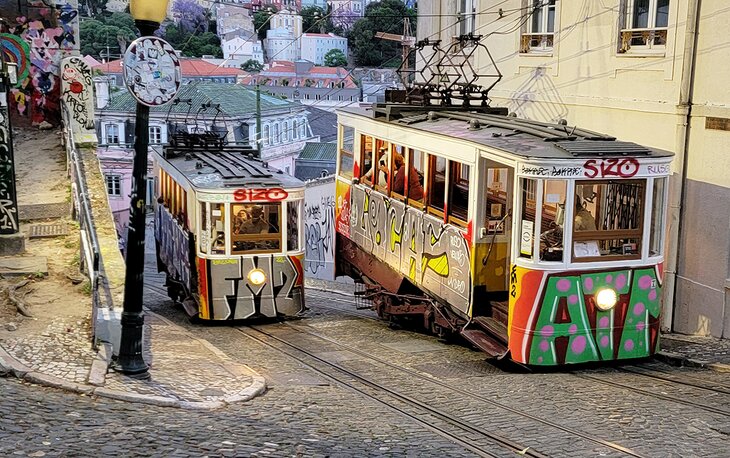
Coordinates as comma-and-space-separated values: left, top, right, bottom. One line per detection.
660, 334, 730, 367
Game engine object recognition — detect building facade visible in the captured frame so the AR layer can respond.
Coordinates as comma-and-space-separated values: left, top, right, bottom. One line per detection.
93, 58, 246, 86
418, 0, 730, 339
239, 60, 360, 106
265, 9, 304, 61
221, 30, 264, 65
300, 33, 348, 66
94, 82, 316, 239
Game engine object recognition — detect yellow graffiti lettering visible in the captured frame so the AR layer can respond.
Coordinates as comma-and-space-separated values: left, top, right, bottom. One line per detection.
409, 257, 416, 281
212, 259, 238, 265
425, 254, 449, 277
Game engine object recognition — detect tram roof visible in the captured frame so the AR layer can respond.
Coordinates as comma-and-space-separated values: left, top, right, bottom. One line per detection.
339, 106, 674, 161
153, 145, 304, 191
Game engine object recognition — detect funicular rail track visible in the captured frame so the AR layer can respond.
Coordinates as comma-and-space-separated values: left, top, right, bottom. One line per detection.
306, 290, 730, 418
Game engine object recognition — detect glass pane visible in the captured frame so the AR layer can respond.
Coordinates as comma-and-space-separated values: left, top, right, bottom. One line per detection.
407, 149, 426, 204
391, 147, 406, 197
211, 203, 226, 255
649, 177, 666, 256
573, 180, 645, 260
231, 203, 281, 253
359, 135, 374, 183
486, 168, 508, 233
338, 148, 354, 179
540, 180, 566, 262
428, 156, 447, 214
342, 125, 354, 153
448, 161, 469, 223
532, 0, 543, 33
632, 0, 650, 28
655, 0, 669, 27
287, 201, 300, 251
199, 202, 208, 254
547, 2, 556, 32
519, 178, 537, 259
373, 139, 390, 190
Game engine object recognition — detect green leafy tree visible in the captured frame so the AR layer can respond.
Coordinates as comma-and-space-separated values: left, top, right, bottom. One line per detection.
241, 59, 264, 73
253, 5, 278, 41
301, 6, 339, 34
324, 49, 347, 67
349, 0, 416, 67
79, 14, 136, 59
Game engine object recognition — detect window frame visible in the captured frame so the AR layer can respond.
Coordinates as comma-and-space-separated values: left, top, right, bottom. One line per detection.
407, 148, 426, 209
149, 125, 162, 144
105, 174, 122, 197
520, 0, 557, 54
337, 125, 355, 180
447, 160, 470, 227
230, 203, 283, 255
426, 154, 447, 220
105, 123, 120, 144
618, 0, 670, 54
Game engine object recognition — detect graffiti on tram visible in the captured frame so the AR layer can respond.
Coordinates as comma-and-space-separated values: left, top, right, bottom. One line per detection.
155, 205, 192, 293
509, 265, 663, 365
343, 185, 472, 315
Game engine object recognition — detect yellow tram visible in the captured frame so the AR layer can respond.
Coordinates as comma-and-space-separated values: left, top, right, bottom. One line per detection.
334, 105, 673, 366
153, 144, 306, 321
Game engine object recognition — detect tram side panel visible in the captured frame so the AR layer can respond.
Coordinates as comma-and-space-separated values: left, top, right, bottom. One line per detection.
336, 180, 473, 317
508, 264, 663, 366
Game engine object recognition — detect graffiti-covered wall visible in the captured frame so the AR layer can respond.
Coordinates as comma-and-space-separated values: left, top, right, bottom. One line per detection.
304, 175, 336, 281
0, 0, 80, 126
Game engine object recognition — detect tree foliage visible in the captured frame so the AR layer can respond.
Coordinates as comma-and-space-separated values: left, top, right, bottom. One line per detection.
253, 5, 279, 41
79, 13, 136, 59
161, 23, 222, 58
172, 0, 210, 34
349, 0, 416, 67
300, 6, 339, 34
324, 49, 347, 67
241, 59, 264, 73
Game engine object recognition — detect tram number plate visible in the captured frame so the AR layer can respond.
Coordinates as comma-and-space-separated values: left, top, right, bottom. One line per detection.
234, 188, 289, 202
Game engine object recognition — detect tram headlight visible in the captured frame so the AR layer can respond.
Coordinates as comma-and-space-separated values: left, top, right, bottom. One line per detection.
595, 288, 618, 311
247, 268, 267, 285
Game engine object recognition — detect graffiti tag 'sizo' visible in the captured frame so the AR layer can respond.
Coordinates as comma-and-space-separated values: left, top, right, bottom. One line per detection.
583, 158, 640, 179
123, 36, 181, 107
234, 188, 289, 202
0, 104, 19, 234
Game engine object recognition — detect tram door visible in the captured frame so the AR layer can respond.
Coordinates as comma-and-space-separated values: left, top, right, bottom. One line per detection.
475, 158, 514, 298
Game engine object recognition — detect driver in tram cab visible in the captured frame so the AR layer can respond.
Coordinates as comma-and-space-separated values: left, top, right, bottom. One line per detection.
574, 196, 597, 231
241, 205, 270, 234
361, 147, 389, 187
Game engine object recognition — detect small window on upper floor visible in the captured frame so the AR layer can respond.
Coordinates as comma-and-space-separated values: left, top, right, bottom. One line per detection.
619, 0, 669, 53
105, 174, 122, 197
149, 126, 162, 144
520, 0, 557, 54
105, 124, 119, 144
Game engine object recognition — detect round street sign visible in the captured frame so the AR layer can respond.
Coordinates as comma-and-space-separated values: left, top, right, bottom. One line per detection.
123, 36, 181, 107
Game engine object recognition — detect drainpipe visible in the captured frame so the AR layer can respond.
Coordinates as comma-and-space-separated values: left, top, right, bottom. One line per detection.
663, 0, 702, 332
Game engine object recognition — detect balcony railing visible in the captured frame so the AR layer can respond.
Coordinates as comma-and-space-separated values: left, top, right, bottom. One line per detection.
619, 27, 668, 53
520, 33, 554, 54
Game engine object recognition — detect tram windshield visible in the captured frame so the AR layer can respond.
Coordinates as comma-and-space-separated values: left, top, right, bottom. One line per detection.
231, 203, 281, 253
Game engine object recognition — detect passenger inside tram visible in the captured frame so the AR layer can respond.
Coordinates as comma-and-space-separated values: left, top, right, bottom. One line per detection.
392, 153, 424, 200
574, 196, 597, 231
361, 147, 389, 187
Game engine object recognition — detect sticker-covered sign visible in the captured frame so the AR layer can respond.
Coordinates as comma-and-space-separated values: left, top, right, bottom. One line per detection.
123, 36, 181, 107
520, 220, 534, 256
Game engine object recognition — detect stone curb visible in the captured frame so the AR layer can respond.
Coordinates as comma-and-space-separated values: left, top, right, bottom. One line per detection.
0, 314, 268, 410
655, 351, 730, 373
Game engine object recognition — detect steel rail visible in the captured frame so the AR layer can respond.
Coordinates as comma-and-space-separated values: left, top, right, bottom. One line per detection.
239, 325, 545, 458
617, 366, 730, 395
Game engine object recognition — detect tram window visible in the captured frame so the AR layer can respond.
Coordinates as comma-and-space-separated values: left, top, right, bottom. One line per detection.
539, 180, 567, 262
211, 203, 226, 255
427, 155, 447, 217
231, 203, 281, 253
359, 135, 374, 184
389, 144, 406, 199
287, 200, 301, 251
199, 203, 208, 254
407, 149, 426, 206
372, 139, 390, 191
519, 178, 537, 259
486, 168, 508, 232
572, 180, 645, 261
649, 177, 666, 257
448, 161, 469, 225
339, 126, 354, 179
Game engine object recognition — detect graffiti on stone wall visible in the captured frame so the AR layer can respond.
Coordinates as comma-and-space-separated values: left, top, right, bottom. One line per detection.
304, 179, 336, 280
0, 1, 80, 125
348, 185, 472, 315
0, 102, 19, 233
60, 56, 94, 132
510, 265, 662, 365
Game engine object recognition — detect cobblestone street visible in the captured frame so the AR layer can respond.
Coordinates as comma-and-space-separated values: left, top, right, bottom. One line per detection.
3, 265, 729, 457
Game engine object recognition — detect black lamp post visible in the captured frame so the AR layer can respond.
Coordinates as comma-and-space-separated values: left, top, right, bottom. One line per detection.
113, 0, 170, 377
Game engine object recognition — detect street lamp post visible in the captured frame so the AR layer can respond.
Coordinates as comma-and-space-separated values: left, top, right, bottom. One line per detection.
113, 0, 171, 377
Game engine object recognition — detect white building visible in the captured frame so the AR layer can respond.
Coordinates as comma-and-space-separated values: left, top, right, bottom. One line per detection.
216, 3, 256, 36
221, 29, 264, 65
300, 0, 327, 7
265, 9, 303, 61
300, 33, 347, 65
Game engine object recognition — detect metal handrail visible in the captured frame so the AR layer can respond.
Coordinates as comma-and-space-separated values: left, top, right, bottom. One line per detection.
62, 105, 110, 349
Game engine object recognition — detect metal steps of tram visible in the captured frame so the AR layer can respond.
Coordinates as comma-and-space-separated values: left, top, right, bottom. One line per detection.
461, 315, 509, 357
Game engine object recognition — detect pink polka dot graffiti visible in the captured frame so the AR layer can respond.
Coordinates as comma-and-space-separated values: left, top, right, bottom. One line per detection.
523, 267, 662, 365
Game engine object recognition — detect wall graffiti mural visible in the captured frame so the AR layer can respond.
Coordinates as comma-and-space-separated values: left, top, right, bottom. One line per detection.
346, 184, 472, 315
205, 255, 304, 320
304, 178, 336, 280
60, 55, 95, 135
509, 265, 662, 365
0, 1, 80, 125
0, 100, 19, 233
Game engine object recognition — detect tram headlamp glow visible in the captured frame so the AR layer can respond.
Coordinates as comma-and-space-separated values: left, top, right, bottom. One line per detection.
247, 268, 267, 285
595, 288, 618, 311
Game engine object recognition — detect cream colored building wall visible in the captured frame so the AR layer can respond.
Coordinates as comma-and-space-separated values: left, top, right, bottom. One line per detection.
418, 0, 730, 338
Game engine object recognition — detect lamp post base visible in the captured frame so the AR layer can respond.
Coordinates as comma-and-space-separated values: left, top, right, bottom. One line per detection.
112, 311, 150, 378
